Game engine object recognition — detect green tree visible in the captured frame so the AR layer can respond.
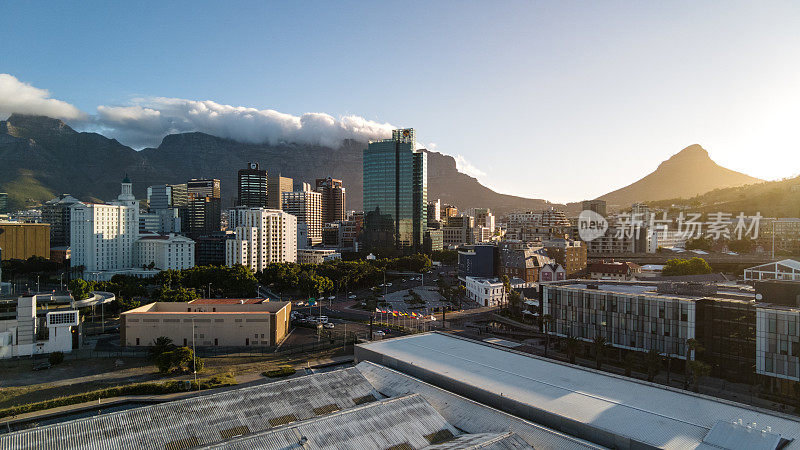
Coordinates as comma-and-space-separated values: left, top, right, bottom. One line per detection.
728, 238, 755, 254
564, 335, 581, 364
685, 237, 713, 251
67, 279, 93, 300
155, 346, 202, 374
645, 348, 661, 382
157, 287, 199, 302
592, 334, 607, 370
688, 360, 711, 392
49, 351, 65, 365
662, 257, 712, 276
148, 336, 176, 361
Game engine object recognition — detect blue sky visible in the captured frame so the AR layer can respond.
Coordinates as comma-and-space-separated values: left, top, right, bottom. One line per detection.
2, 1, 799, 203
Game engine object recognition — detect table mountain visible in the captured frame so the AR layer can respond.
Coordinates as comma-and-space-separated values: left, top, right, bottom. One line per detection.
0, 114, 556, 214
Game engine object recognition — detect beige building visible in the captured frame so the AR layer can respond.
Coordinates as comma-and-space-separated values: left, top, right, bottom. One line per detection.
121, 298, 291, 347
0, 222, 51, 260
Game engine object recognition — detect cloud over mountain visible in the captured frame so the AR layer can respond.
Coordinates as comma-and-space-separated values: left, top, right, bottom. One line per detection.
93, 97, 395, 149
0, 74, 85, 121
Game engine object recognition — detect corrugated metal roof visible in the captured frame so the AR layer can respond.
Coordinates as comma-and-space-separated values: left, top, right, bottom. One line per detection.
356, 361, 603, 450
200, 394, 459, 450
422, 432, 531, 449
0, 367, 380, 450
357, 333, 800, 449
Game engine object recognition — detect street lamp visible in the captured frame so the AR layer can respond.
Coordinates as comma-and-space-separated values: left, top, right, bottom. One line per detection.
207, 283, 212, 299
192, 317, 198, 390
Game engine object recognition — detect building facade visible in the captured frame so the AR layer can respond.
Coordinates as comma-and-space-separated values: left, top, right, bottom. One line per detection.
134, 234, 195, 271
70, 177, 139, 274
282, 188, 322, 246
238, 162, 268, 207
194, 230, 234, 267
225, 207, 297, 272
315, 177, 346, 224
297, 248, 342, 265
543, 239, 587, 277
121, 298, 291, 347
41, 194, 82, 247
362, 128, 427, 252
267, 175, 293, 210
186, 178, 221, 239
0, 222, 50, 260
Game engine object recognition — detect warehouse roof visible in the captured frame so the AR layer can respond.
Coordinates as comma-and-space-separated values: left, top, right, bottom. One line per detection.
356, 333, 800, 449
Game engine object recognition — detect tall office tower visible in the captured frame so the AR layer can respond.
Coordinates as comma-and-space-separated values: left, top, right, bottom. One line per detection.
226, 207, 297, 272
186, 178, 221, 238
427, 199, 441, 223
282, 186, 323, 246
170, 184, 188, 208
147, 185, 173, 210
70, 176, 140, 274
472, 208, 495, 230
581, 199, 607, 217
362, 128, 427, 251
267, 174, 293, 210
237, 162, 268, 207
315, 177, 346, 224
441, 203, 458, 219
42, 194, 82, 247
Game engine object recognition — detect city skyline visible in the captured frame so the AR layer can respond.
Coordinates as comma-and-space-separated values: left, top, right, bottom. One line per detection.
1, 2, 799, 203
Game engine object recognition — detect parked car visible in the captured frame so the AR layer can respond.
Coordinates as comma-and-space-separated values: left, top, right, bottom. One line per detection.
317, 316, 329, 324
323, 322, 335, 329
327, 296, 335, 300
348, 295, 357, 299
374, 330, 385, 337
295, 301, 306, 306
33, 362, 51, 371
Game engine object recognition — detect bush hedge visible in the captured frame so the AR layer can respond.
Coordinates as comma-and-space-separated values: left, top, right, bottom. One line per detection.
263, 365, 296, 378
0, 373, 236, 419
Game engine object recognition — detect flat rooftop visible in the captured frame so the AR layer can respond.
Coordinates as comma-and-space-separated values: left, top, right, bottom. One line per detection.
356, 332, 800, 449
546, 280, 757, 303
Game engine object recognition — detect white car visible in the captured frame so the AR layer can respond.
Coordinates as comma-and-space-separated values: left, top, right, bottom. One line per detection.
328, 296, 335, 300
374, 330, 385, 337
348, 295, 357, 299
386, 283, 392, 287
323, 322, 335, 329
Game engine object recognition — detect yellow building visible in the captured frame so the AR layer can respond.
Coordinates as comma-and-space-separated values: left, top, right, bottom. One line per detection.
121, 298, 291, 347
0, 222, 51, 260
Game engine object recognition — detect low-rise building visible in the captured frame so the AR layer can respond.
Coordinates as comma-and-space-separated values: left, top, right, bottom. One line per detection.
297, 248, 341, 265
499, 247, 553, 282
0, 295, 80, 358
121, 298, 291, 347
464, 276, 531, 307
543, 238, 587, 277
134, 233, 195, 271
587, 260, 641, 280
539, 263, 566, 282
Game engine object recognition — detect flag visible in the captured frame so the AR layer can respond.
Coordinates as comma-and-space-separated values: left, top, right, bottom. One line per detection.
375, 308, 381, 313
392, 311, 398, 317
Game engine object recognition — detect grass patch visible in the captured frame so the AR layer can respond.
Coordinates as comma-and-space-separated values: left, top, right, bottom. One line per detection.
262, 365, 296, 378
0, 373, 236, 419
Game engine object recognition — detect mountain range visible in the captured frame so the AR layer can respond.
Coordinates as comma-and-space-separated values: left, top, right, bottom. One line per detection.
0, 114, 766, 215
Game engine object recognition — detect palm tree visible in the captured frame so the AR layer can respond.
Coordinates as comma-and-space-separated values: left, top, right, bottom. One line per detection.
592, 334, 607, 370
685, 338, 704, 390
542, 314, 553, 358
645, 348, 661, 382
688, 360, 711, 392
623, 352, 636, 377
564, 335, 580, 364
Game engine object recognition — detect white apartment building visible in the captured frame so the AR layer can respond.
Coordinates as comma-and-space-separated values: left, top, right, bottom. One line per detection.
0, 295, 80, 358
70, 177, 139, 275
464, 276, 531, 308
282, 188, 322, 246
226, 207, 297, 272
647, 226, 686, 253
297, 248, 342, 265
135, 233, 195, 271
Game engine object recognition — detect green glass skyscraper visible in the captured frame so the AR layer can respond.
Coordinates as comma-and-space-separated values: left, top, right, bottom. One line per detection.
362, 128, 427, 252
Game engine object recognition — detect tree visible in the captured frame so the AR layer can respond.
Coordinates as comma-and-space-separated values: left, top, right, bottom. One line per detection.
685, 237, 713, 251
728, 238, 755, 254
688, 360, 711, 392
157, 287, 199, 302
49, 351, 65, 365
645, 348, 661, 382
564, 335, 580, 364
662, 257, 712, 276
68, 278, 94, 300
542, 314, 553, 358
155, 346, 203, 374
623, 352, 636, 377
685, 338, 704, 389
592, 334, 607, 370
148, 336, 176, 361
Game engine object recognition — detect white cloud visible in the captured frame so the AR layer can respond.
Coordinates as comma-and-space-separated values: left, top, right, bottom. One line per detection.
0, 73, 85, 120
454, 154, 486, 178
93, 97, 394, 149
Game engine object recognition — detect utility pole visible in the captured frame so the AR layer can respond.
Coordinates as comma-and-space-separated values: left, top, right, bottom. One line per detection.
369, 315, 374, 340
772, 220, 775, 260
192, 317, 198, 391
207, 283, 212, 299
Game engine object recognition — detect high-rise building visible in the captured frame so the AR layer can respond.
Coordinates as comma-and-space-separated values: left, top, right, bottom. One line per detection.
194, 230, 234, 266
41, 194, 82, 247
441, 203, 458, 219
70, 176, 140, 274
267, 175, 293, 210
427, 199, 441, 224
282, 187, 323, 246
186, 178, 221, 239
237, 162, 268, 207
362, 128, 427, 251
226, 207, 297, 272
581, 199, 607, 217
315, 177, 346, 224
0, 192, 8, 213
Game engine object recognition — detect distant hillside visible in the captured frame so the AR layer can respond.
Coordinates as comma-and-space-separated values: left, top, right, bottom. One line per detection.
0, 114, 556, 214
596, 144, 763, 208
648, 175, 800, 217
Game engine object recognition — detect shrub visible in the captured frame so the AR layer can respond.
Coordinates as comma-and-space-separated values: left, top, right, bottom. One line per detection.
263, 365, 296, 378
48, 351, 64, 365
